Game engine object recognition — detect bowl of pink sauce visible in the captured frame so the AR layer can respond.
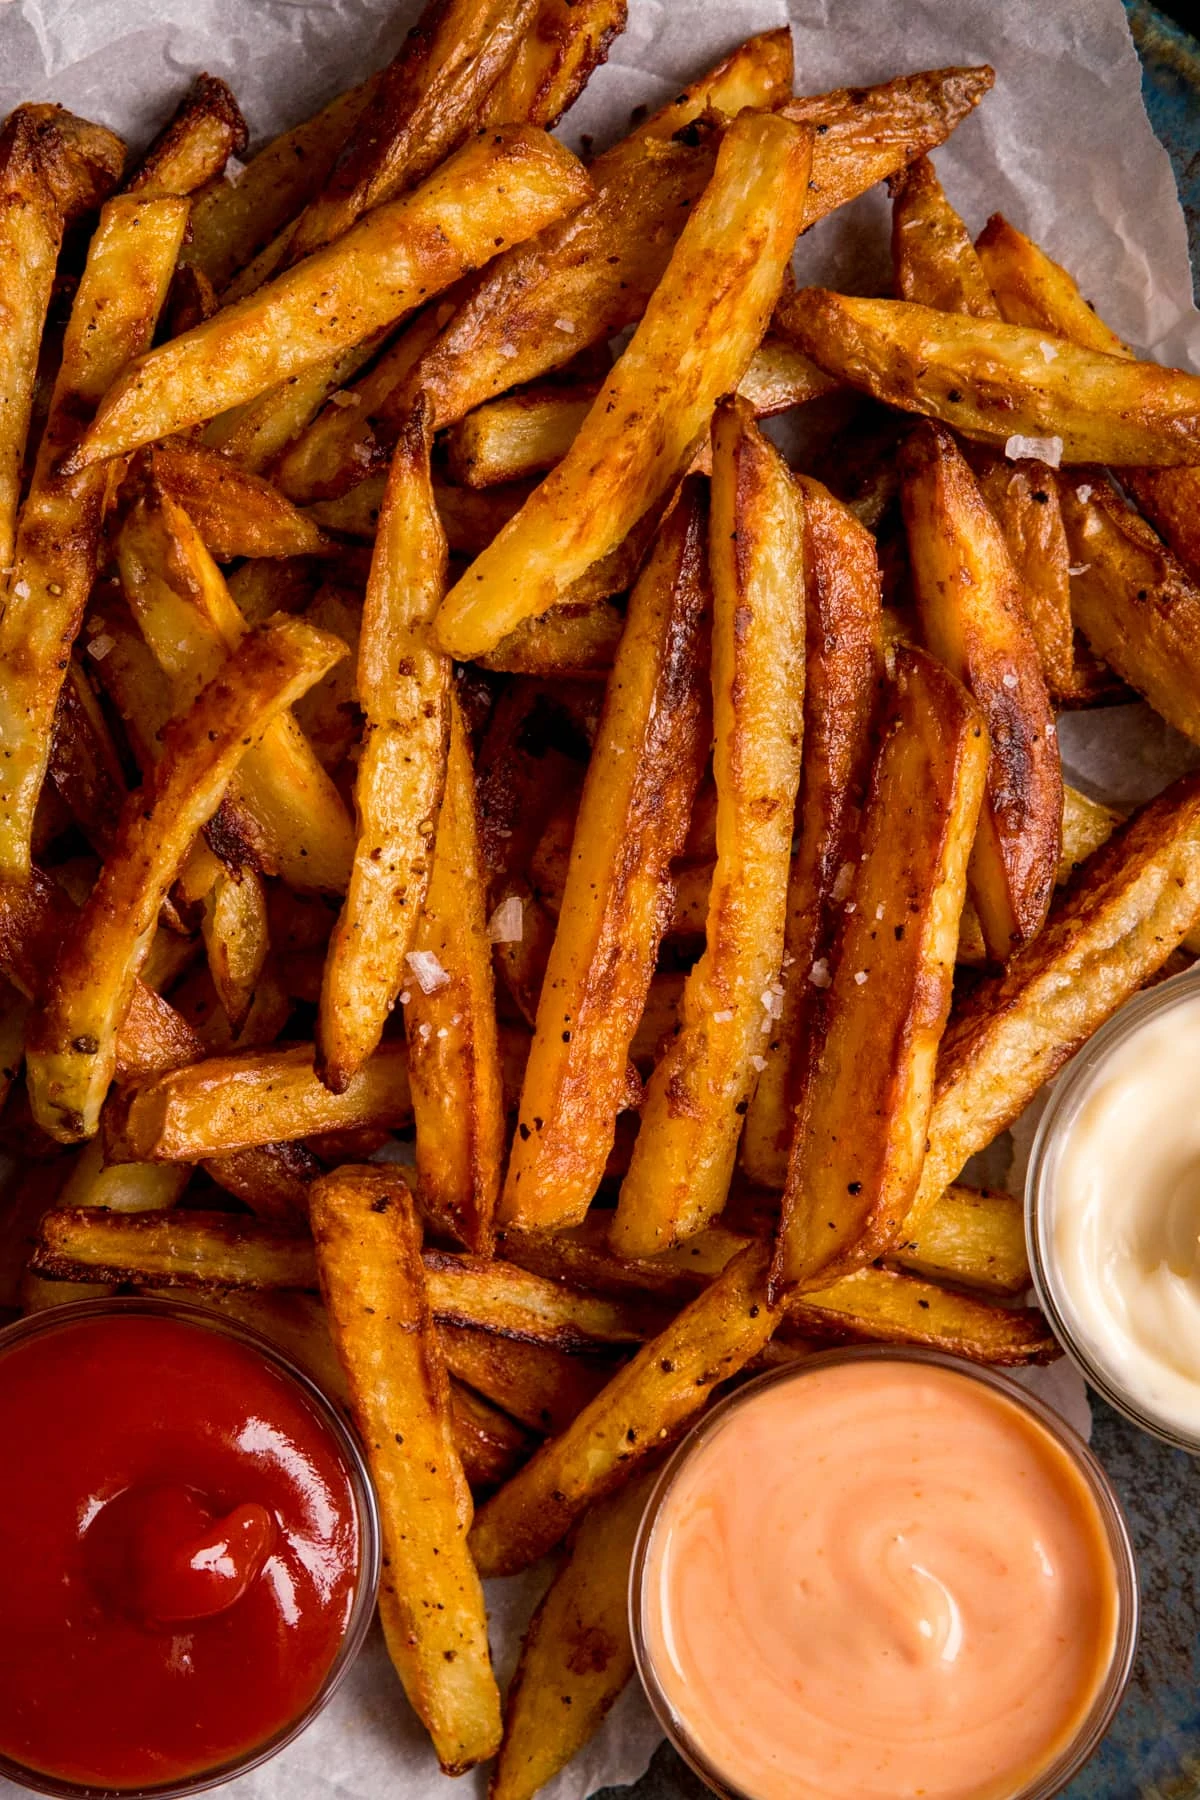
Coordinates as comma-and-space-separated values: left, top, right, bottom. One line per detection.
631, 1348, 1138, 1800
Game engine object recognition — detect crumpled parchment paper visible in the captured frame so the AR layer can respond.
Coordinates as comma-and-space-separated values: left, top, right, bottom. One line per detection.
1, 0, 1196, 1792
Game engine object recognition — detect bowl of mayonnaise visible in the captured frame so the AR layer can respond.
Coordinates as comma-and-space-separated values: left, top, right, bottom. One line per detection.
1027, 963, 1200, 1453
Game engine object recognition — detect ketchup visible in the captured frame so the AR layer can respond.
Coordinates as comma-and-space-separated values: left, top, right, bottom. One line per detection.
0, 1309, 366, 1791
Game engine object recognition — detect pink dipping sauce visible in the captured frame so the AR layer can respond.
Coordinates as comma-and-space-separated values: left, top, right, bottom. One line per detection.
638, 1359, 1121, 1800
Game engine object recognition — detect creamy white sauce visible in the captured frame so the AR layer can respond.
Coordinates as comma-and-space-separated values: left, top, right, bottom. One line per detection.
1045, 1001, 1200, 1440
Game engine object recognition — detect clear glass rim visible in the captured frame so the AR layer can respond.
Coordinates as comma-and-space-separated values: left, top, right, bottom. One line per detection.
1025, 962, 1200, 1456
0, 1294, 381, 1800
629, 1345, 1140, 1800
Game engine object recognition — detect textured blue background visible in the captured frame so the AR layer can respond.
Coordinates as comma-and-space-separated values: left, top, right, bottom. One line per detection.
600, 8, 1200, 1797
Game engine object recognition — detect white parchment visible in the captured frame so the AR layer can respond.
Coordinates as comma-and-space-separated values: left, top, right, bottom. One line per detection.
1, 0, 1197, 1793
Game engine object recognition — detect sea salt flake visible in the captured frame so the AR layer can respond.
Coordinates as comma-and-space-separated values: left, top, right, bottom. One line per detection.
553, 317, 576, 333
1005, 433, 1062, 468
854, 969, 869, 985
486, 895, 524, 944
330, 390, 360, 408
1068, 562, 1090, 576
875, 904, 885, 921
1002, 673, 1019, 689
86, 633, 114, 661
405, 949, 450, 994
712, 1009, 734, 1023
761, 989, 783, 1019
418, 1021, 433, 1040
1076, 484, 1093, 502
750, 1054, 767, 1073
223, 154, 247, 186
436, 1027, 449, 1039
398, 990, 411, 1005
830, 860, 855, 902
1039, 340, 1059, 363
809, 958, 832, 989
844, 901, 856, 914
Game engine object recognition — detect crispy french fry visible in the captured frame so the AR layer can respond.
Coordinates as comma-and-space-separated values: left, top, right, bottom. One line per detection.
491, 1468, 654, 1800
70, 128, 591, 469
33, 1206, 316, 1288
499, 488, 710, 1233
150, 441, 329, 559
778, 289, 1200, 465
437, 1322, 615, 1436
203, 333, 389, 473
56, 1138, 190, 1212
901, 421, 1061, 957
783, 65, 993, 226
434, 113, 813, 656
48, 661, 129, 857
25, 616, 346, 1141
200, 867, 271, 1036
0, 191, 189, 877
891, 153, 998, 317
612, 403, 805, 1255
319, 404, 449, 1089
183, 81, 378, 291
469, 1240, 776, 1577
906, 773, 1200, 1235
969, 452, 1078, 703
740, 479, 882, 1188
771, 647, 987, 1296
481, 0, 629, 127
129, 74, 246, 197
407, 695, 504, 1252
449, 1378, 536, 1491
886, 1183, 1029, 1294
114, 464, 355, 891
479, 601, 624, 678
787, 1266, 1055, 1364
423, 1249, 662, 1349
310, 1165, 502, 1773
14, 105, 126, 221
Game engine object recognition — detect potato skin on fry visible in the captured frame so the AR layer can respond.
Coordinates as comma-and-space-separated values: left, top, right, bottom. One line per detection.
310, 1166, 502, 1774
33, 1206, 317, 1290
772, 646, 987, 1298
901, 421, 1061, 958
499, 487, 710, 1234
891, 153, 998, 318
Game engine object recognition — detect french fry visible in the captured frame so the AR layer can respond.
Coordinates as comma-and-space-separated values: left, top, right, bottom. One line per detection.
48, 662, 129, 857
69, 128, 592, 469
491, 1469, 655, 1800
318, 403, 449, 1089
15, 105, 126, 221
25, 616, 347, 1141
106, 1040, 412, 1162
499, 488, 710, 1233
478, 602, 624, 678
906, 773, 1200, 1235
449, 1378, 536, 1491
114, 464, 356, 892
481, 0, 629, 128
434, 113, 813, 656
740, 479, 882, 1188
287, 0, 539, 263
787, 1266, 1055, 1364
771, 647, 987, 1297
200, 867, 271, 1036
611, 403, 805, 1255
437, 1321, 616, 1436
969, 452, 1078, 703
887, 1183, 1029, 1294
33, 1206, 317, 1289
423, 1249, 662, 1349
149, 441, 329, 559
56, 1138, 190, 1212
891, 153, 998, 317
901, 422, 1062, 957
183, 81, 378, 291
469, 1240, 777, 1577
407, 695, 505, 1252
291, 587, 361, 772
777, 289, 1200, 465
202, 333, 389, 473
128, 73, 246, 198
310, 1165, 502, 1773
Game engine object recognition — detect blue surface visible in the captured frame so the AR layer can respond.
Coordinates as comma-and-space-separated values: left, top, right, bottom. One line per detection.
603, 9, 1200, 1799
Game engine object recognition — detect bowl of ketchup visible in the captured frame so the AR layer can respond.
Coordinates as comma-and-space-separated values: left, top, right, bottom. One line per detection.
0, 1296, 380, 1798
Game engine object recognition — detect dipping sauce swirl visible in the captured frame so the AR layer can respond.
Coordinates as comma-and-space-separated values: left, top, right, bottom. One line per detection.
635, 1355, 1128, 1800
0, 1305, 373, 1794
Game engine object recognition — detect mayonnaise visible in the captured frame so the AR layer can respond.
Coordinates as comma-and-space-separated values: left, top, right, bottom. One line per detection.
637, 1358, 1121, 1800
1040, 994, 1200, 1441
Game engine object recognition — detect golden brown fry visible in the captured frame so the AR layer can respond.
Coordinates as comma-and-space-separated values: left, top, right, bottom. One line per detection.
479, 602, 624, 678
106, 1040, 412, 1161
901, 421, 1062, 957
200, 866, 271, 1036
740, 479, 882, 1188
499, 488, 710, 1233
33, 1206, 317, 1288
422, 1249, 661, 1349
481, 0, 629, 128
891, 153, 998, 317
907, 773, 1200, 1233
447, 385, 598, 488
150, 441, 329, 559
310, 1165, 501, 1773
70, 127, 591, 469
25, 617, 346, 1141
469, 1241, 776, 1577
435, 113, 812, 656
784, 65, 994, 227
437, 1322, 615, 1435
319, 404, 449, 1088
1058, 474, 1200, 746
129, 74, 247, 198
114, 466, 355, 891
491, 1468, 654, 1800
407, 695, 504, 1252
15, 105, 126, 221
203, 334, 388, 473
771, 647, 987, 1296
56, 1138, 190, 1213
787, 1266, 1055, 1364
778, 289, 1200, 465
448, 1378, 536, 1491
0, 192, 189, 877
184, 81, 378, 290
886, 1183, 1029, 1294
969, 452, 1078, 703
612, 403, 805, 1255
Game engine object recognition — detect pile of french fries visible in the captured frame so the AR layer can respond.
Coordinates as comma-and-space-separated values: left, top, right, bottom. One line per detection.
4, 1, 1200, 1789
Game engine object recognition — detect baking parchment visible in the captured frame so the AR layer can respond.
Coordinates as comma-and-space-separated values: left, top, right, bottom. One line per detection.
1, 0, 1197, 1792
